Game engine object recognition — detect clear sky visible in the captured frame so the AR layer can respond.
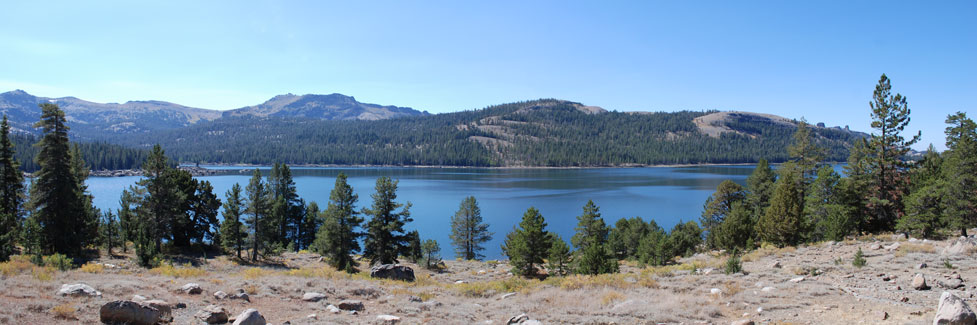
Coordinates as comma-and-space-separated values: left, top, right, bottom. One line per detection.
1, 1, 973, 150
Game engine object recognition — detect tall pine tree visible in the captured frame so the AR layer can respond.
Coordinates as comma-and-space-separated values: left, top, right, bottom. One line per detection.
570, 200, 617, 275
245, 169, 272, 261
865, 74, 920, 232
220, 183, 246, 259
0, 115, 24, 261
362, 176, 412, 265
942, 113, 977, 236
502, 207, 552, 277
313, 173, 364, 272
449, 196, 492, 261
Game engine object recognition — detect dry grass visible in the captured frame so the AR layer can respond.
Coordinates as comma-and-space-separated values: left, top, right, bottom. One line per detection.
897, 242, 936, 255
600, 291, 626, 305
454, 277, 540, 297
243, 284, 259, 295
31, 266, 55, 282
282, 266, 350, 280
722, 281, 743, 296
239, 267, 275, 279
150, 263, 207, 278
0, 255, 34, 276
79, 263, 104, 274
742, 245, 796, 262
50, 304, 77, 320
549, 273, 659, 290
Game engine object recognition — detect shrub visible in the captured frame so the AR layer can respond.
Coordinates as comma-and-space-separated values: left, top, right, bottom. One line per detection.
51, 304, 77, 320
42, 254, 73, 271
943, 258, 954, 269
852, 248, 866, 268
0, 255, 34, 276
79, 263, 104, 274
724, 252, 742, 275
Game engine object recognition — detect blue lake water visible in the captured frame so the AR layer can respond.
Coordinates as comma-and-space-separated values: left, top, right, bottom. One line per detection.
85, 166, 759, 259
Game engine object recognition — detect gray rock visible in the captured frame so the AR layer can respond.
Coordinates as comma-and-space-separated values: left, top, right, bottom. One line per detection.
370, 264, 415, 282
326, 304, 341, 314
501, 292, 517, 299
99, 300, 162, 325
914, 274, 930, 290
57, 283, 101, 297
214, 291, 228, 299
870, 243, 883, 250
770, 261, 782, 269
302, 292, 327, 302
142, 300, 172, 322
231, 292, 251, 302
195, 305, 229, 324
942, 278, 966, 290
232, 308, 266, 325
408, 295, 423, 302
376, 314, 401, 324
885, 242, 901, 251
732, 321, 755, 325
934, 291, 977, 325
507, 314, 529, 325
338, 300, 365, 311
919, 263, 929, 269
182, 283, 202, 295
789, 276, 805, 283
132, 294, 147, 301
943, 237, 977, 256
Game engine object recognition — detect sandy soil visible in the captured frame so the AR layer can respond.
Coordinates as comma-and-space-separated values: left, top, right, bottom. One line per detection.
1, 235, 974, 324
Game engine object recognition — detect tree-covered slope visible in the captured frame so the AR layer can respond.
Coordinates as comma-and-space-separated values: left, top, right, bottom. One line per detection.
106, 99, 864, 167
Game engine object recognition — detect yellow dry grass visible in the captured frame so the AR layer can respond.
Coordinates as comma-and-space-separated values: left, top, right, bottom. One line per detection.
51, 304, 77, 320
600, 291, 626, 305
742, 245, 796, 262
0, 255, 34, 276
238, 267, 274, 279
150, 263, 207, 278
79, 263, 104, 274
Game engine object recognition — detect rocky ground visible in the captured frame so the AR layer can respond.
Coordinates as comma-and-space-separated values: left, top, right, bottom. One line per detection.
3, 234, 977, 324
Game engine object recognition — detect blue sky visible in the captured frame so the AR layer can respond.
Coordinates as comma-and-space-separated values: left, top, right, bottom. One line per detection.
1, 1, 973, 150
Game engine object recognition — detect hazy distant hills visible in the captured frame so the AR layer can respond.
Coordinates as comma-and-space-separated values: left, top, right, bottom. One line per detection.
0, 90, 428, 139
0, 90, 866, 167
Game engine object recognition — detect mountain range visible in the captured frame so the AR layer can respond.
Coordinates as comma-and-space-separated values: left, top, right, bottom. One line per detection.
0, 90, 866, 167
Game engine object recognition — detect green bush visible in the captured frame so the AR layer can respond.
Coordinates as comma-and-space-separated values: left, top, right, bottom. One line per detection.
42, 254, 73, 271
852, 248, 866, 268
724, 252, 742, 275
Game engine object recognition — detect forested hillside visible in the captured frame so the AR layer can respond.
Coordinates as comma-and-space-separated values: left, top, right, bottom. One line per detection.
105, 99, 864, 167
11, 133, 148, 172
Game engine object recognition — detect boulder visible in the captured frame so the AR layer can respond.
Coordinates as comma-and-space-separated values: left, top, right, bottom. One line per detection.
370, 264, 415, 282
942, 278, 965, 290
182, 283, 203, 295
232, 308, 266, 325
142, 300, 173, 322
885, 242, 901, 251
338, 300, 365, 311
914, 274, 930, 290
943, 237, 977, 256
231, 292, 250, 302
302, 292, 327, 302
934, 291, 977, 325
376, 314, 401, 324
214, 291, 228, 300
195, 305, 229, 324
870, 243, 883, 250
58, 283, 101, 297
326, 304, 341, 314
99, 300, 163, 325
507, 314, 529, 325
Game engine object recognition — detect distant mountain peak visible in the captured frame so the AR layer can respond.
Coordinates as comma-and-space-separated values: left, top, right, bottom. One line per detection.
224, 93, 427, 121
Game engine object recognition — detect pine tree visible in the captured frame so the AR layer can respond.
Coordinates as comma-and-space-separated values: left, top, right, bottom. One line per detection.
788, 119, 826, 179
362, 176, 413, 265
421, 238, 441, 269
666, 220, 702, 258
745, 158, 776, 217
297, 201, 321, 251
101, 210, 120, 255
701, 180, 746, 249
30, 103, 90, 257
547, 235, 571, 277
896, 146, 945, 238
865, 74, 921, 232
636, 221, 668, 266
268, 163, 303, 250
711, 202, 754, 251
570, 200, 617, 275
0, 115, 24, 261
220, 183, 246, 259
191, 180, 221, 246
502, 207, 552, 277
608, 217, 650, 260
245, 169, 272, 261
404, 230, 423, 263
313, 173, 364, 272
136, 145, 185, 252
756, 163, 805, 247
843, 139, 872, 234
449, 196, 492, 260
942, 112, 977, 236
805, 165, 843, 241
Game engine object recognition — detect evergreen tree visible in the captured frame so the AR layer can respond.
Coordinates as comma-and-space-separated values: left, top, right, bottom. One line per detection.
805, 165, 844, 242
942, 112, 977, 236
449, 196, 493, 260
666, 220, 702, 258
864, 74, 921, 232
711, 202, 754, 251
30, 103, 90, 257
404, 230, 423, 264
636, 221, 668, 266
101, 210, 120, 255
570, 200, 616, 275
788, 119, 826, 179
362, 176, 413, 265
421, 238, 441, 269
701, 180, 746, 249
0, 115, 24, 261
547, 235, 571, 277
245, 169, 272, 261
118, 185, 143, 253
756, 163, 805, 247
608, 217, 650, 260
219, 183, 246, 259
297, 201, 321, 251
745, 158, 776, 217
268, 163, 303, 250
313, 173, 364, 272
191, 180, 221, 246
896, 146, 945, 238
502, 207, 552, 277
843, 139, 873, 234
136, 145, 184, 252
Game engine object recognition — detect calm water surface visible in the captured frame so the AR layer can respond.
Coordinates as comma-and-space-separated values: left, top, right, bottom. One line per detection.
86, 166, 756, 259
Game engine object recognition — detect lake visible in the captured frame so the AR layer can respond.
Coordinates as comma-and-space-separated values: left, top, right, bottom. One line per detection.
85, 165, 758, 259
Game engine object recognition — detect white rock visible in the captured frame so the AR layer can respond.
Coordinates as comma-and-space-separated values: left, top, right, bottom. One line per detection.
501, 292, 517, 299
326, 304, 341, 314
376, 315, 401, 324
302, 292, 326, 302
789, 276, 805, 283
757, 307, 764, 313
232, 308, 266, 325
181, 283, 202, 295
710, 288, 722, 295
943, 237, 977, 256
58, 283, 102, 297
214, 291, 228, 300
307, 314, 317, 320
934, 291, 977, 325
761, 287, 776, 292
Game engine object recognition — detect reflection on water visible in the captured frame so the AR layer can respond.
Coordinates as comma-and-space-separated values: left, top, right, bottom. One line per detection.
90, 166, 756, 259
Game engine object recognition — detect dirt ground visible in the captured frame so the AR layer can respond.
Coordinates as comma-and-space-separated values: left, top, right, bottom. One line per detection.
2, 234, 975, 324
